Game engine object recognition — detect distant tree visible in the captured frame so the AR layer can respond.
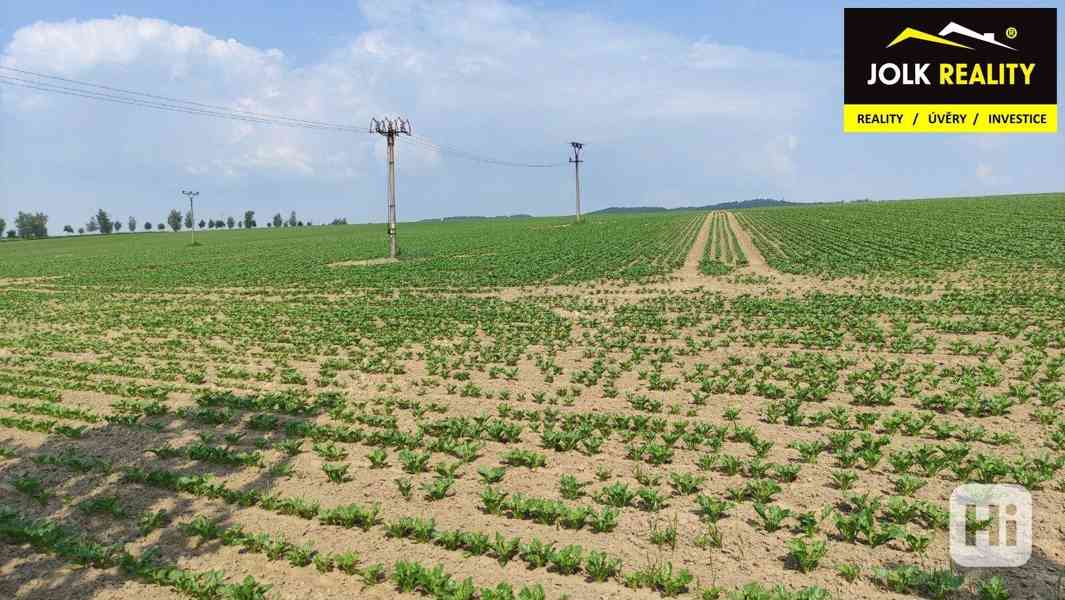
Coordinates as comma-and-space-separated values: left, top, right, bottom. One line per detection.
156, 223, 165, 231
243, 210, 255, 229
87, 209, 113, 234
167, 209, 182, 232
144, 221, 152, 231
0, 218, 5, 236
226, 216, 235, 229
297, 221, 304, 227
77, 227, 84, 235
128, 216, 137, 232
266, 222, 272, 228
251, 220, 257, 228
6, 230, 15, 239
15, 211, 48, 239
114, 220, 122, 232
184, 210, 193, 230
237, 221, 243, 229
287, 211, 298, 227
272, 213, 283, 228
63, 225, 75, 234
330, 218, 349, 225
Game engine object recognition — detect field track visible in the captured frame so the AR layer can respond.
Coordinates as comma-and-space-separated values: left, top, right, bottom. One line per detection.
724, 212, 769, 275
676, 213, 713, 283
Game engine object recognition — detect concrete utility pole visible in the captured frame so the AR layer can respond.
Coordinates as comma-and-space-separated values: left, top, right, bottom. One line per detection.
370, 117, 412, 258
182, 190, 199, 245
569, 142, 583, 222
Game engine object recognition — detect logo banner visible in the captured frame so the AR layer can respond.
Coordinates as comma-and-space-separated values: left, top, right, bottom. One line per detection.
843, 8, 1057, 132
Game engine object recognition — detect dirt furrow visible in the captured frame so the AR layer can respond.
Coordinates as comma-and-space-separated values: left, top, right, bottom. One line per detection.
725, 211, 773, 275
676, 212, 712, 283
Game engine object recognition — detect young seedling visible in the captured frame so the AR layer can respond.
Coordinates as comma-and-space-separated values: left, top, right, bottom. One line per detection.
550, 544, 584, 574
268, 461, 295, 478
78, 495, 127, 518
11, 476, 51, 505
597, 482, 636, 507
398, 449, 431, 474
695, 495, 733, 522
367, 448, 389, 469
421, 475, 455, 501
648, 515, 678, 549
830, 470, 859, 491
976, 576, 1010, 600
322, 462, 351, 483
837, 563, 862, 583
478, 466, 506, 484
138, 509, 169, 535
333, 551, 361, 575
786, 536, 828, 573
637, 487, 668, 512
753, 503, 791, 532
694, 523, 723, 549
394, 477, 413, 500
313, 441, 348, 461
558, 474, 588, 500
668, 472, 705, 495
584, 550, 621, 581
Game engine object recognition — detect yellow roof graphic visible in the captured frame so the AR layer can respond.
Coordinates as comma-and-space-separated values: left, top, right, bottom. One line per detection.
887, 27, 973, 50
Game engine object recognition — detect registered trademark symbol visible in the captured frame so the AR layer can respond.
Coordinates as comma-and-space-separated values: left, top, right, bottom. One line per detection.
1006, 26, 1018, 40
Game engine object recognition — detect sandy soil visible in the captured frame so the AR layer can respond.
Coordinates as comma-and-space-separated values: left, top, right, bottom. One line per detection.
327, 258, 400, 268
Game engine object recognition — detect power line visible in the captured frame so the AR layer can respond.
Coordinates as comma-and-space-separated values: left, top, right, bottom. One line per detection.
0, 76, 367, 132
0, 65, 366, 132
404, 133, 567, 168
0, 66, 571, 169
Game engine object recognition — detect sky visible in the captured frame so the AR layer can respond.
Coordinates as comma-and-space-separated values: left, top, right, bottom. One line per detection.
0, 0, 1063, 231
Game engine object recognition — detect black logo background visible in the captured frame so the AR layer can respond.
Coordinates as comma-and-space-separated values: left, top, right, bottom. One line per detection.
844, 8, 1057, 104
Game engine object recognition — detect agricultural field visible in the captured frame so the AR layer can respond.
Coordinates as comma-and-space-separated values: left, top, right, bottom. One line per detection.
1, 193, 1064, 600
698, 213, 748, 276
0, 212, 703, 290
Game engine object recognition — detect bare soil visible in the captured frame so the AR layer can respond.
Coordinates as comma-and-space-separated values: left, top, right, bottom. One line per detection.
327, 257, 400, 268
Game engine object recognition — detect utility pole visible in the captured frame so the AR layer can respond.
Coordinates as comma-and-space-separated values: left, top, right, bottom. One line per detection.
569, 142, 583, 222
370, 117, 412, 259
182, 190, 199, 245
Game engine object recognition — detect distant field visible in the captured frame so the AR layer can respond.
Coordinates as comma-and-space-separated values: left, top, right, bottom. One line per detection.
0, 212, 702, 290
739, 193, 1065, 277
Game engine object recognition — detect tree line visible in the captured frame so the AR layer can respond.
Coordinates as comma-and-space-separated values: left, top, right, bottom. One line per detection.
2, 209, 349, 240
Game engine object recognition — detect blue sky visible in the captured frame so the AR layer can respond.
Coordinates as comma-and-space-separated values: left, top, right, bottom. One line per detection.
1, 1, 1062, 231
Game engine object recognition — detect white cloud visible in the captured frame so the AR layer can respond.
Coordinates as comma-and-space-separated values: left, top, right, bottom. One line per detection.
763, 134, 800, 176
975, 163, 1010, 186
1, 1, 829, 226
3, 16, 283, 76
